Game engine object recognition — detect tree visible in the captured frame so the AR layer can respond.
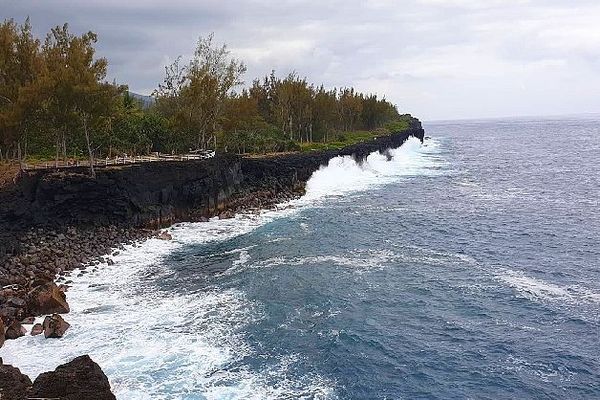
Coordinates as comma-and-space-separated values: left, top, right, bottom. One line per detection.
2, 18, 410, 163
154, 34, 246, 151
41, 23, 113, 171
0, 18, 44, 163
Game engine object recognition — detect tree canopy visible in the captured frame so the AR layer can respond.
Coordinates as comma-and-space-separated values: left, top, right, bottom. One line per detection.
0, 18, 413, 170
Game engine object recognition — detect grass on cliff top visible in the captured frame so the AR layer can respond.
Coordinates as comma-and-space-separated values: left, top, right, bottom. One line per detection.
299, 119, 411, 152
300, 130, 378, 152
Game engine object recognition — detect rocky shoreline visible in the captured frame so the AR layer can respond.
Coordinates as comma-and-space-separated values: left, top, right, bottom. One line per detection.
0, 120, 424, 397
0, 186, 301, 345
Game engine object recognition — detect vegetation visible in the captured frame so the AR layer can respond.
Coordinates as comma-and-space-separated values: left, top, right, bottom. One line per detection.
0, 18, 413, 171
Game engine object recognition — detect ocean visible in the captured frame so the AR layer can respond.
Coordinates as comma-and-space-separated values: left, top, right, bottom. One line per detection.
2, 116, 599, 399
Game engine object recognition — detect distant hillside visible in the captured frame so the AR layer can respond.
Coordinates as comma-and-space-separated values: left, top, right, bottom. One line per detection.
128, 91, 155, 109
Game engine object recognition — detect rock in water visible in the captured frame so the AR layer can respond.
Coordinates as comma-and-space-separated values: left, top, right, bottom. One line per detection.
31, 355, 116, 400
0, 362, 32, 400
27, 281, 70, 315
5, 320, 26, 339
31, 322, 43, 336
42, 313, 70, 338
157, 230, 172, 240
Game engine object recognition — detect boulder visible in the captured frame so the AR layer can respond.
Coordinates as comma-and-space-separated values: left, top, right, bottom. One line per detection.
0, 363, 32, 400
31, 323, 43, 336
218, 210, 234, 219
42, 313, 70, 338
6, 296, 26, 308
5, 320, 26, 339
31, 355, 116, 400
157, 230, 172, 240
0, 305, 23, 320
27, 281, 70, 315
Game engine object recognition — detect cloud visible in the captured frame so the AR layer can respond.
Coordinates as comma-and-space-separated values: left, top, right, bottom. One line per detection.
2, 0, 599, 119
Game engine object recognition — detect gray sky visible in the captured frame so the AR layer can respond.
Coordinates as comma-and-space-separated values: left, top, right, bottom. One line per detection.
3, 0, 599, 120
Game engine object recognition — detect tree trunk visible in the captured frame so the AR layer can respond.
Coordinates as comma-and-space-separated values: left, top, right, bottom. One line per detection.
108, 118, 113, 158
62, 132, 67, 162
55, 134, 59, 168
23, 131, 28, 159
17, 141, 23, 171
83, 114, 95, 178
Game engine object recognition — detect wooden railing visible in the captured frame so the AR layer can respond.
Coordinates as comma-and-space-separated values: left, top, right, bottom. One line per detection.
22, 151, 216, 171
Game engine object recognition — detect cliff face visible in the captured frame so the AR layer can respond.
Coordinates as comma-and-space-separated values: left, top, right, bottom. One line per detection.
0, 124, 424, 257
10, 154, 244, 229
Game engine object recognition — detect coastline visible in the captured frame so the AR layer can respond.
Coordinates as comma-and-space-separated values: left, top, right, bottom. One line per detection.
0, 121, 424, 347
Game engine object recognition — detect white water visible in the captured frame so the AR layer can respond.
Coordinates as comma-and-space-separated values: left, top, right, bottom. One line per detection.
303, 137, 443, 201
496, 268, 600, 305
0, 137, 441, 399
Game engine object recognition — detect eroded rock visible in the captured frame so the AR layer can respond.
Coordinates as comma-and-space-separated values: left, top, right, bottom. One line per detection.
0, 318, 4, 348
42, 313, 70, 338
0, 362, 32, 400
31, 355, 116, 400
156, 230, 172, 240
27, 281, 70, 315
5, 320, 26, 339
31, 323, 43, 336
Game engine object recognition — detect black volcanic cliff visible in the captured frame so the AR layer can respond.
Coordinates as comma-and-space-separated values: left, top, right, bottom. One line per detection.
0, 122, 424, 268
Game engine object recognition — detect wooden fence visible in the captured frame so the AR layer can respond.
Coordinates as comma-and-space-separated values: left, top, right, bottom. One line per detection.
22, 151, 216, 171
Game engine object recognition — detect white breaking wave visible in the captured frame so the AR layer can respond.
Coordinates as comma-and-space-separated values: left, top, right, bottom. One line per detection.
0, 137, 440, 399
1, 239, 335, 400
497, 268, 600, 305
303, 137, 443, 201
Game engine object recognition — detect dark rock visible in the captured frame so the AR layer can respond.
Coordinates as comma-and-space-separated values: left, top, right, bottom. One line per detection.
5, 320, 26, 339
157, 230, 172, 240
0, 363, 32, 400
218, 211, 234, 219
0, 305, 21, 320
0, 318, 4, 348
42, 313, 70, 338
27, 281, 70, 315
30, 323, 43, 336
31, 355, 116, 400
6, 296, 26, 308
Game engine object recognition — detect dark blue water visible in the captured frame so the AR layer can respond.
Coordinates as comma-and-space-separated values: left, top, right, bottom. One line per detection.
5, 116, 600, 399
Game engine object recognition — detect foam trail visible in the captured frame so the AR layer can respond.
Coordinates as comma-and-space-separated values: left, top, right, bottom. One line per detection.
0, 136, 441, 399
497, 269, 600, 305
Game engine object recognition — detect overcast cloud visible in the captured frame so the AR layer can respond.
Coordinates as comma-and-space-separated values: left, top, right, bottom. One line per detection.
2, 0, 599, 120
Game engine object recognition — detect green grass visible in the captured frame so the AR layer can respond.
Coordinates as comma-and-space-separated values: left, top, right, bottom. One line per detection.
299, 125, 409, 151
300, 130, 380, 152
299, 116, 412, 152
